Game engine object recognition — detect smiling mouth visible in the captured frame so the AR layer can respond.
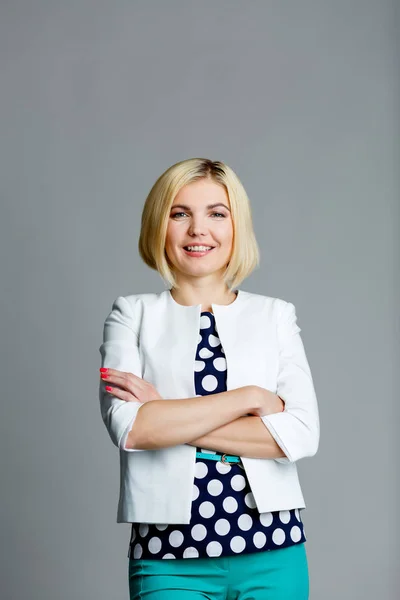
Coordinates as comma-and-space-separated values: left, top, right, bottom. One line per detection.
182, 246, 215, 255
183, 246, 215, 250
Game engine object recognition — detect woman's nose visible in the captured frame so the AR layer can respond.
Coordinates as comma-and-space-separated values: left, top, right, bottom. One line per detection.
188, 222, 208, 236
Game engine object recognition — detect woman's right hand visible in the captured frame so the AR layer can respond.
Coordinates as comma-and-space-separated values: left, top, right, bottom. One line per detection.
246, 385, 285, 418
100, 368, 163, 404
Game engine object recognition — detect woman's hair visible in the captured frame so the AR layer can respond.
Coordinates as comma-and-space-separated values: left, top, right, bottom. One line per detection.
138, 157, 260, 291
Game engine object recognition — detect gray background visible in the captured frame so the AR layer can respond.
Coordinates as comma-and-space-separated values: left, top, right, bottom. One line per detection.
1, 1, 398, 598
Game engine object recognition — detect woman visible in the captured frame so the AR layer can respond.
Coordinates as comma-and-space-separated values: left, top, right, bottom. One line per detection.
98, 158, 320, 599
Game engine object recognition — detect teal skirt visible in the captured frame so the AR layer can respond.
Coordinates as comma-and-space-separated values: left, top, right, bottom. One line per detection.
129, 542, 309, 599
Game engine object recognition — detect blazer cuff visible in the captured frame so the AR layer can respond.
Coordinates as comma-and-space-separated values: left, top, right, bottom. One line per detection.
260, 411, 319, 464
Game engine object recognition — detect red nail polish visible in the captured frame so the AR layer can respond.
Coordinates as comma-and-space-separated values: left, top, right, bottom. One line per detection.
105, 386, 112, 391
101, 374, 108, 378
100, 368, 108, 373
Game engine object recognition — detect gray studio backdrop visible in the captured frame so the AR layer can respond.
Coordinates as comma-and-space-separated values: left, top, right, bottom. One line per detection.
1, 1, 398, 599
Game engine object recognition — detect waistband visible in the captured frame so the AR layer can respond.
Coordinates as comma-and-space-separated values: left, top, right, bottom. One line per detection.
195, 451, 244, 469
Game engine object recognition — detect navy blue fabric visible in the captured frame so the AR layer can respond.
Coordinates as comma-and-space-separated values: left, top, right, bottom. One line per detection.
128, 311, 306, 559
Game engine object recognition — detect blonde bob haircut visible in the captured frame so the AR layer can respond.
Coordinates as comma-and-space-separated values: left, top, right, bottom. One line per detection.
138, 157, 260, 291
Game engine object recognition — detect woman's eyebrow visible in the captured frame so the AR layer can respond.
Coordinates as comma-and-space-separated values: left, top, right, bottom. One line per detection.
171, 203, 231, 212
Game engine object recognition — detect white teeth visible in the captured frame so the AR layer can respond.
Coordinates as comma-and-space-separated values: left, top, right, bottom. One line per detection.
185, 246, 213, 251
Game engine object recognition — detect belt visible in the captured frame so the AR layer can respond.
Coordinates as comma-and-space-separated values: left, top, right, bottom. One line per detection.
195, 451, 245, 470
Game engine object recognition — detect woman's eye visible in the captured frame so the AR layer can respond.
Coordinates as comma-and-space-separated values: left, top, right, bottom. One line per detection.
171, 212, 226, 219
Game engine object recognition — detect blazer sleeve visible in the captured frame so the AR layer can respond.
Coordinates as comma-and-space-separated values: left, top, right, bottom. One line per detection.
260, 300, 320, 463
98, 295, 146, 452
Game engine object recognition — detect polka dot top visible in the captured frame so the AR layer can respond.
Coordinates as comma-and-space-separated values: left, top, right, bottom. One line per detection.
128, 311, 306, 560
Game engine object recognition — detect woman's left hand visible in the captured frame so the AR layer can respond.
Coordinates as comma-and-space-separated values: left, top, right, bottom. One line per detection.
246, 387, 285, 417
99, 368, 163, 404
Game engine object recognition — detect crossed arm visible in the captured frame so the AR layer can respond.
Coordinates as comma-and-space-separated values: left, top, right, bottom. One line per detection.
126, 387, 287, 460
186, 398, 287, 460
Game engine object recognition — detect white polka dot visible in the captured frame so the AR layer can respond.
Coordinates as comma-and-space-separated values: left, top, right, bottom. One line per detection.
272, 528, 286, 545
208, 334, 220, 347
191, 524, 207, 541
222, 496, 238, 513
194, 462, 208, 479
133, 543, 143, 558
130, 528, 136, 543
231, 474, 246, 491
199, 347, 214, 359
213, 357, 227, 371
207, 479, 223, 496
194, 360, 205, 372
215, 518, 230, 536
155, 523, 168, 531
279, 510, 291, 524
244, 492, 256, 509
230, 536, 246, 553
183, 547, 199, 558
198, 333, 202, 344
295, 508, 301, 522
238, 514, 253, 531
253, 531, 266, 548
148, 537, 162, 554
139, 524, 149, 538
290, 525, 302, 542
192, 484, 200, 501
169, 530, 184, 547
216, 461, 231, 475
200, 315, 211, 329
162, 553, 176, 559
260, 512, 273, 527
201, 374, 218, 391
199, 501, 215, 518
206, 541, 223, 556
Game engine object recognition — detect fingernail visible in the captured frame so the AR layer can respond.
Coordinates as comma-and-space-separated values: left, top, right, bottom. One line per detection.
100, 368, 108, 373
105, 386, 112, 391
101, 374, 109, 378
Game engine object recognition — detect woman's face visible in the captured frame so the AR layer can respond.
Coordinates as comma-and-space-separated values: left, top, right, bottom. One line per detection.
165, 178, 234, 282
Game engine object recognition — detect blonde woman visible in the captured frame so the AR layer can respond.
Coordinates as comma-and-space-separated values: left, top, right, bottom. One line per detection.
98, 158, 319, 599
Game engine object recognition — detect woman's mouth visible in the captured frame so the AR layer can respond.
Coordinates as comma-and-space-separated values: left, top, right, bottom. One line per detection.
183, 246, 215, 257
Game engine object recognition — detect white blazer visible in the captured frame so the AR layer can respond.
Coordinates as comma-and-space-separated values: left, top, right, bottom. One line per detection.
98, 288, 320, 524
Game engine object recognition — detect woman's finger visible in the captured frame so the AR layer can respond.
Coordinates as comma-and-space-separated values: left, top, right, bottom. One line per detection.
100, 368, 145, 395
100, 367, 162, 403
100, 367, 141, 381
104, 384, 139, 403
